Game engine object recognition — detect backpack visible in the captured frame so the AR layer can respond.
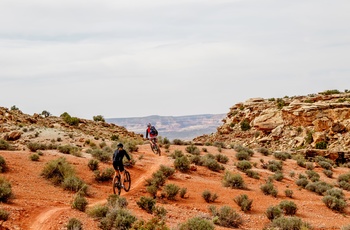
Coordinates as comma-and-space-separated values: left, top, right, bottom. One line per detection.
150, 126, 158, 135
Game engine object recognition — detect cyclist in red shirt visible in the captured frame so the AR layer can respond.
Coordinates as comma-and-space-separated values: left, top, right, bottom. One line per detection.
146, 123, 158, 148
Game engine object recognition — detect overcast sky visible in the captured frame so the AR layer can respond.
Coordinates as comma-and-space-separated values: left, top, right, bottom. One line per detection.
1, 0, 350, 119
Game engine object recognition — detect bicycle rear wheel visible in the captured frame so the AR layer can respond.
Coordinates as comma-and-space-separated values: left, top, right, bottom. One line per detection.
123, 171, 131, 192
112, 175, 121, 195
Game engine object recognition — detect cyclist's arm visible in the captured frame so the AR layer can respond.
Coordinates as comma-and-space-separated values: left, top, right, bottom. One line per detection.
145, 129, 149, 139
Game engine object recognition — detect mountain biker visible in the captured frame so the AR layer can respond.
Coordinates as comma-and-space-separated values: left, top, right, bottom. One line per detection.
112, 143, 131, 188
146, 123, 158, 148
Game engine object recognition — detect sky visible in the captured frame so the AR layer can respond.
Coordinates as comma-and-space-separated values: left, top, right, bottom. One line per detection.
1, 0, 350, 119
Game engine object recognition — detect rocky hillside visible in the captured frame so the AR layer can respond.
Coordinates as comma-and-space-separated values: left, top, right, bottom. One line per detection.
0, 107, 143, 150
194, 90, 350, 162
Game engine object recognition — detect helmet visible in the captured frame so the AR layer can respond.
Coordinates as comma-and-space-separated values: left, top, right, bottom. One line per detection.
147, 123, 151, 127
117, 143, 123, 148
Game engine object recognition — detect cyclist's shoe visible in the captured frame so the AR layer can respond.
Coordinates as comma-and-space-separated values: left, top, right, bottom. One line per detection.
121, 184, 125, 188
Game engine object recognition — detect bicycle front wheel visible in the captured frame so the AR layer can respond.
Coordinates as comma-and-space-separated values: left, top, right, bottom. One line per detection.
123, 171, 131, 192
112, 175, 121, 195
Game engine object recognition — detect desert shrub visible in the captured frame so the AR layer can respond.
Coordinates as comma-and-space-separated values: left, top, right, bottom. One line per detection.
315, 141, 327, 149
137, 196, 156, 214
145, 170, 166, 188
107, 194, 128, 209
174, 156, 190, 173
94, 168, 115, 182
295, 177, 309, 188
88, 159, 99, 171
279, 200, 297, 215
172, 139, 185, 145
0, 156, 7, 173
240, 119, 251, 131
257, 147, 270, 156
305, 181, 333, 195
236, 160, 252, 172
273, 151, 291, 161
285, 189, 293, 198
0, 208, 9, 224
209, 205, 242, 228
314, 156, 333, 164
162, 183, 180, 200
58, 144, 79, 155
87, 204, 109, 219
179, 187, 187, 198
93, 115, 105, 122
234, 194, 252, 212
323, 169, 333, 178
267, 160, 283, 172
91, 149, 112, 162
222, 171, 246, 189
0, 177, 13, 203
203, 158, 224, 172
185, 144, 200, 155
322, 188, 347, 212
111, 134, 119, 141
202, 190, 218, 203
235, 151, 250, 161
61, 113, 79, 126
171, 150, 184, 159
100, 208, 136, 230
124, 141, 139, 153
27, 142, 48, 152
269, 216, 311, 229
338, 173, 350, 190
305, 162, 314, 170
159, 165, 175, 178
320, 89, 341, 95
189, 155, 204, 166
215, 154, 229, 164
276, 98, 286, 109
273, 171, 284, 182
265, 206, 282, 221
66, 218, 83, 230
297, 159, 306, 168
245, 169, 260, 179
178, 217, 214, 230
153, 205, 168, 220
260, 182, 278, 197
0, 140, 10, 150
72, 193, 88, 212
131, 217, 169, 230
318, 161, 333, 170
305, 170, 320, 182
63, 175, 87, 192
29, 153, 40, 161
41, 157, 75, 185
305, 130, 313, 145
146, 184, 158, 197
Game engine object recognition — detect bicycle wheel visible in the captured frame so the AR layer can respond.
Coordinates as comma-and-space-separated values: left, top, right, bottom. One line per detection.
155, 144, 161, 156
123, 170, 131, 192
150, 143, 156, 154
112, 175, 121, 195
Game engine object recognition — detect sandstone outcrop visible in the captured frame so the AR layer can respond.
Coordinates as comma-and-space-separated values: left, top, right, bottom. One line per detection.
194, 91, 350, 162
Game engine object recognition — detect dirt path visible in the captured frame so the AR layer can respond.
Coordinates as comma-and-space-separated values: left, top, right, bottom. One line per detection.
29, 152, 168, 230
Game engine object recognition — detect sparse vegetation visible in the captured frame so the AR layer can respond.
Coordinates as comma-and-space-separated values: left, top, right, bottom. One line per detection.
72, 193, 88, 212
268, 216, 311, 229
162, 183, 180, 200
66, 218, 83, 230
202, 190, 218, 203
88, 159, 99, 171
234, 194, 252, 212
0, 156, 7, 173
260, 182, 278, 197
0, 177, 13, 203
93, 115, 105, 122
174, 156, 190, 173
178, 217, 214, 230
137, 196, 156, 214
209, 205, 242, 228
222, 171, 246, 189
0, 139, 10, 151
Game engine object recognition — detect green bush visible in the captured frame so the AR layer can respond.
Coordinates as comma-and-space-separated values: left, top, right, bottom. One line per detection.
189, 155, 204, 166
136, 196, 156, 214
269, 216, 311, 229
316, 141, 327, 149
267, 160, 283, 172
323, 169, 333, 178
107, 194, 128, 209
222, 171, 246, 189
131, 217, 169, 230
305, 181, 333, 195
260, 182, 278, 197
322, 188, 347, 212
94, 168, 114, 182
236, 160, 252, 172
0, 208, 9, 223
100, 208, 136, 230
209, 205, 242, 228
234, 145, 254, 156
179, 217, 214, 230
0, 156, 7, 173
172, 139, 185, 145
91, 149, 112, 162
285, 189, 293, 198
203, 158, 223, 172
215, 154, 229, 164
162, 183, 180, 200
171, 150, 184, 159
58, 144, 79, 155
273, 151, 291, 161
234, 194, 252, 212
273, 171, 284, 182
257, 147, 270, 156
318, 161, 333, 170
305, 162, 314, 170
0, 177, 13, 203
265, 206, 282, 221
159, 165, 175, 178
185, 144, 200, 155
245, 169, 260, 179
235, 151, 250, 161
295, 178, 309, 188
88, 159, 99, 171
27, 142, 48, 152
202, 190, 218, 203
240, 119, 251, 131
338, 173, 350, 190
145, 170, 166, 188
93, 115, 105, 122
66, 218, 83, 230
29, 153, 40, 161
63, 175, 87, 193
41, 157, 75, 185
0, 140, 10, 150
72, 193, 88, 212
279, 200, 297, 215
146, 184, 158, 197
174, 156, 190, 173
305, 170, 320, 182
87, 204, 109, 219
179, 187, 187, 198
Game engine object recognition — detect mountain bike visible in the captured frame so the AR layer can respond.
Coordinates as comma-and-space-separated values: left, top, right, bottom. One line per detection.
112, 163, 131, 195
150, 138, 161, 156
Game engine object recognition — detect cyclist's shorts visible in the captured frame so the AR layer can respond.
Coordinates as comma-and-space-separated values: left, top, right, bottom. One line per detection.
113, 162, 124, 172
